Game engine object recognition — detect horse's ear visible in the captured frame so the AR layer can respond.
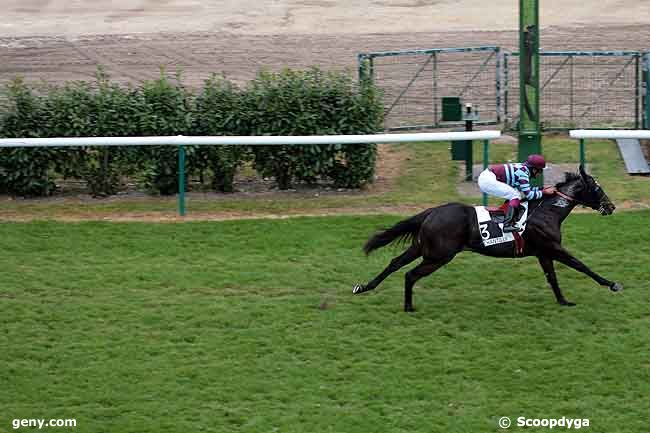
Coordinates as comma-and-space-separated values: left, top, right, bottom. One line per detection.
579, 164, 588, 179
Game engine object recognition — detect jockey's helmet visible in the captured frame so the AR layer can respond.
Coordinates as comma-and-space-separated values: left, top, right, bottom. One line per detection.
525, 154, 546, 169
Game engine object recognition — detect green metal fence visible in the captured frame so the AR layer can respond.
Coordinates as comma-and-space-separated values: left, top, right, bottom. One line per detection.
358, 46, 502, 131
505, 50, 644, 130
361, 47, 649, 132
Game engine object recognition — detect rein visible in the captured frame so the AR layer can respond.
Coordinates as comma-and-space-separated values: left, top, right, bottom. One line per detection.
527, 189, 586, 220
555, 190, 591, 208
528, 176, 610, 220
555, 191, 579, 203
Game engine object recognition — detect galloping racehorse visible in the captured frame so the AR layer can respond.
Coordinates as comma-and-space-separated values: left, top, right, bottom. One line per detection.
353, 165, 622, 311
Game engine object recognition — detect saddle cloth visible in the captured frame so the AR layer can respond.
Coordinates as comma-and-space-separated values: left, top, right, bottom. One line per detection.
474, 202, 528, 255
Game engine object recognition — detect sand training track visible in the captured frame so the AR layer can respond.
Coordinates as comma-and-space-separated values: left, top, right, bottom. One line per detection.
2, 0, 650, 36
1, 1, 650, 88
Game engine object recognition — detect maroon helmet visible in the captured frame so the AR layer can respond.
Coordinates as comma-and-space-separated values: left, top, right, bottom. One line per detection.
525, 154, 546, 169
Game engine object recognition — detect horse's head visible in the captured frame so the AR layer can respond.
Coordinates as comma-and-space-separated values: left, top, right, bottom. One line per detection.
559, 165, 615, 215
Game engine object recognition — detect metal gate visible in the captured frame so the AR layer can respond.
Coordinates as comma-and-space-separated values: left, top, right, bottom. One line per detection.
358, 46, 502, 131
505, 51, 643, 130
361, 46, 649, 131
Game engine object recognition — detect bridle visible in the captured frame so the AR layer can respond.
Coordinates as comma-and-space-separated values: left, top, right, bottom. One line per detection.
551, 172, 594, 207
527, 186, 596, 221
529, 174, 611, 216
555, 187, 612, 215
528, 165, 589, 207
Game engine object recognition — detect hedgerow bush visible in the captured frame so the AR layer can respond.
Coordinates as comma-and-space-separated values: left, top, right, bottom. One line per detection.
0, 78, 56, 196
0, 67, 383, 197
137, 71, 194, 195
40, 75, 141, 196
245, 67, 382, 189
192, 75, 249, 193
80, 71, 145, 196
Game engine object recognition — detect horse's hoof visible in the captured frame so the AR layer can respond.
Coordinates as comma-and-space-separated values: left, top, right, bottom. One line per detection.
352, 284, 365, 294
560, 300, 577, 307
610, 282, 624, 292
404, 306, 416, 313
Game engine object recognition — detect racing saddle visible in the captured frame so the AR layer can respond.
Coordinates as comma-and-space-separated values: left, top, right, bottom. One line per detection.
475, 201, 528, 256
486, 201, 526, 227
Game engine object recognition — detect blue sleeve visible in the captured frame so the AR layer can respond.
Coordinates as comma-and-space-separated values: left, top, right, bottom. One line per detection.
518, 173, 543, 200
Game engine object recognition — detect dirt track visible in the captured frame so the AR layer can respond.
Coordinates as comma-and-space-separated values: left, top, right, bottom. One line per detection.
2, 0, 650, 89
1, 2, 650, 124
4, 1, 650, 36
2, 25, 650, 90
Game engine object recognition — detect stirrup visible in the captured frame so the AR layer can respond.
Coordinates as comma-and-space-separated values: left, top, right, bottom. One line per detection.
503, 224, 522, 233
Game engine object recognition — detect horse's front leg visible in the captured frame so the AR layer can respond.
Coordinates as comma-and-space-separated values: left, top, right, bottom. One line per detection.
537, 256, 575, 306
551, 247, 623, 292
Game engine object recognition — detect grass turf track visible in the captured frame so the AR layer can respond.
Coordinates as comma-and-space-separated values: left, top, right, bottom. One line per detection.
1, 211, 648, 433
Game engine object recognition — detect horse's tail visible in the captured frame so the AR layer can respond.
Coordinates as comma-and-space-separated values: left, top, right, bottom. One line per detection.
363, 208, 434, 255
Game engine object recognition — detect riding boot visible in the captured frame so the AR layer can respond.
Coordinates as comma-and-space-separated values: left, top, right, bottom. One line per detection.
502, 205, 520, 233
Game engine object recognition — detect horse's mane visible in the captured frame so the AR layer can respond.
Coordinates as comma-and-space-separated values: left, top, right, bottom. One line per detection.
555, 171, 581, 188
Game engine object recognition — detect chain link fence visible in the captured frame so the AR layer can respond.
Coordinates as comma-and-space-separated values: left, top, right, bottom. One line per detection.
360, 47, 649, 131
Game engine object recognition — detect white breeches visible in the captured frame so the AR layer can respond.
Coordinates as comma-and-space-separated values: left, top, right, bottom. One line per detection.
478, 169, 521, 201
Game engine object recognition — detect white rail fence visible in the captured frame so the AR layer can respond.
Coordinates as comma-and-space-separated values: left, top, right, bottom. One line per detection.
1, 131, 502, 215
3, 129, 647, 215
570, 130, 650, 140
570, 129, 650, 168
0, 132, 500, 148
570, 129, 650, 175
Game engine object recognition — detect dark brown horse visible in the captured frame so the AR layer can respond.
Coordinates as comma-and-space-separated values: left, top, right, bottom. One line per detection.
353, 165, 622, 311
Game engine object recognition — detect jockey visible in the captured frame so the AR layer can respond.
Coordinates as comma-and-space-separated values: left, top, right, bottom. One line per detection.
478, 154, 557, 233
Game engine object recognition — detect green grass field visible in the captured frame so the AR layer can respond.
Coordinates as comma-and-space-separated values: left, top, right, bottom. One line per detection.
1, 134, 649, 432
1, 212, 649, 433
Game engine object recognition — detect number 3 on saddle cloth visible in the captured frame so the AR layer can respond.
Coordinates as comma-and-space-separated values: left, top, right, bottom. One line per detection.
474, 202, 528, 256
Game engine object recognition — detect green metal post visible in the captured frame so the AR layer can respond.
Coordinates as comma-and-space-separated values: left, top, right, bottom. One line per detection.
579, 138, 585, 167
504, 53, 510, 129
643, 52, 650, 129
519, 0, 542, 184
570, 55, 574, 123
465, 141, 473, 181
358, 54, 368, 83
483, 139, 489, 207
178, 145, 186, 216
496, 47, 502, 124
465, 109, 474, 182
635, 54, 640, 129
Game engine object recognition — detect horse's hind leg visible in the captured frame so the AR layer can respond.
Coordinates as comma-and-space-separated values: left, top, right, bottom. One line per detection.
353, 244, 421, 294
404, 255, 455, 312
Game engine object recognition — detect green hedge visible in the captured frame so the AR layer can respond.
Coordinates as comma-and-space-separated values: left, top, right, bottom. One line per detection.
246, 68, 382, 189
193, 75, 249, 193
0, 67, 383, 197
0, 78, 56, 196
